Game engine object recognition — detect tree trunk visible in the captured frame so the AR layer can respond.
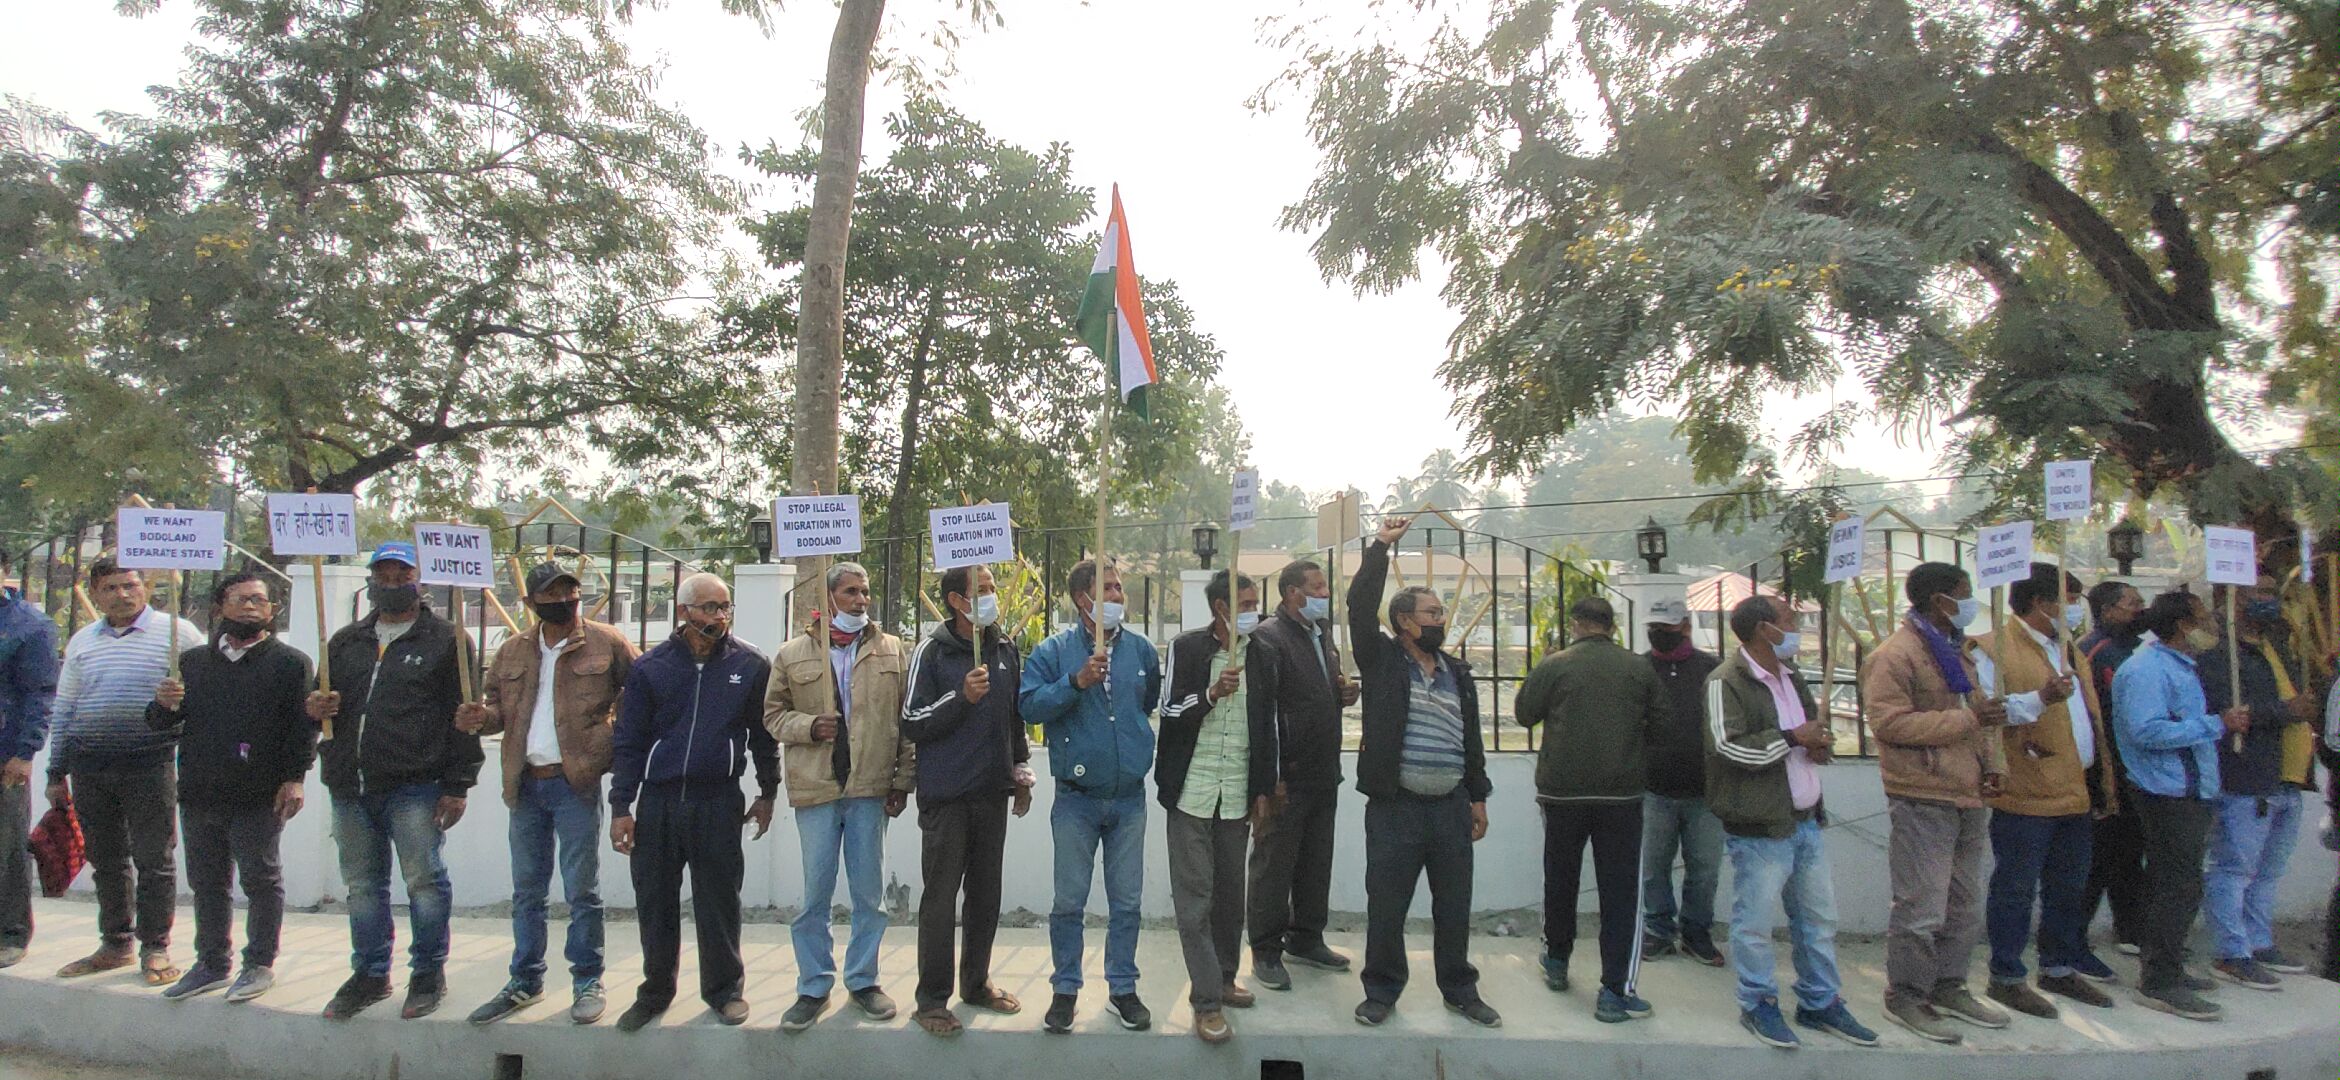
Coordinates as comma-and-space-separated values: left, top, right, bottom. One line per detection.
789, 0, 887, 608
883, 282, 947, 622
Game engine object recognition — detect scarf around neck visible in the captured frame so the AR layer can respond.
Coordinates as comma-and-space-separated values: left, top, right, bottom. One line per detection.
1910, 613, 1975, 695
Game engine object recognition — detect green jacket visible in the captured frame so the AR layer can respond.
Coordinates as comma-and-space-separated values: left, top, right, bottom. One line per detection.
1515, 634, 1667, 802
1703, 648, 1825, 839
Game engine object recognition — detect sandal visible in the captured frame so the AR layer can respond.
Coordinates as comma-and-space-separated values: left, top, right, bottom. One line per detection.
914, 1007, 963, 1037
55, 949, 135, 979
141, 951, 182, 987
964, 987, 1021, 1015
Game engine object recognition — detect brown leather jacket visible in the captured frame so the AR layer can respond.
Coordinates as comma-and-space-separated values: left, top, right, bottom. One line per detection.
1863, 620, 2006, 809
478, 619, 638, 806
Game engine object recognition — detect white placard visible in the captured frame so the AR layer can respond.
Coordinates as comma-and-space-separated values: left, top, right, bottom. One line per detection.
773, 494, 863, 558
2301, 525, 2314, 583
930, 502, 1014, 570
2202, 525, 2257, 586
1823, 516, 1866, 584
114, 507, 228, 570
414, 524, 496, 589
1975, 521, 2036, 591
2044, 460, 2092, 522
1229, 469, 1261, 533
264, 492, 359, 556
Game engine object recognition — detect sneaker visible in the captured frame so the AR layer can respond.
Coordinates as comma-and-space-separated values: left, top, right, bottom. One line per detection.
2252, 949, 2309, 975
1680, 938, 1726, 967
162, 964, 231, 1001
2183, 971, 2219, 993
323, 974, 392, 1021
1595, 987, 1652, 1023
1640, 936, 1679, 962
2211, 958, 2282, 991
1106, 992, 1152, 1031
401, 970, 445, 1019
1540, 955, 1569, 992
615, 1000, 665, 1032
1986, 980, 2059, 1019
780, 994, 828, 1033
1354, 999, 1392, 1026
1445, 997, 1501, 1027
1195, 1008, 1232, 1044
2069, 953, 2120, 984
0, 945, 26, 969
466, 982, 544, 1025
1286, 942, 1352, 971
2039, 973, 2113, 1008
570, 980, 606, 1025
1252, 953, 1291, 991
717, 998, 750, 1026
850, 986, 897, 1021
1883, 999, 1963, 1045
1043, 992, 1077, 1034
1930, 984, 2010, 1028
2132, 985, 2221, 1021
224, 966, 275, 1003
2115, 941, 2141, 956
1795, 999, 1879, 1047
1741, 999, 1799, 1049
1221, 981, 1256, 1009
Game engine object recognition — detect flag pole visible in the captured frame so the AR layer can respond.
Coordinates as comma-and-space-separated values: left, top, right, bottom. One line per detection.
2227, 586, 2244, 753
1093, 351, 1115, 660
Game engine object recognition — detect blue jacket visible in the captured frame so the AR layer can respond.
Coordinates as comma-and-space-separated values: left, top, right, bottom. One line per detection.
0, 594, 58, 762
2111, 641, 2223, 799
610, 630, 780, 815
1020, 622, 1161, 799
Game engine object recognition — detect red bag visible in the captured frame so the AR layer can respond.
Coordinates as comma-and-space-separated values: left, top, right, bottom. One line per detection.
29, 798, 85, 898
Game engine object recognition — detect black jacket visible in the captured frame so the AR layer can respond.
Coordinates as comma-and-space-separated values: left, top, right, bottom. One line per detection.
1157, 627, 1277, 811
1645, 647, 1721, 799
1349, 539, 1490, 802
1245, 607, 1346, 792
2200, 633, 2312, 797
145, 636, 316, 807
318, 608, 484, 798
901, 620, 1029, 806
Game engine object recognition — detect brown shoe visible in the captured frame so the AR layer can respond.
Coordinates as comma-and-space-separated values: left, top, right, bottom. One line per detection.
2039, 973, 2113, 1009
1985, 981, 2059, 1020
56, 948, 135, 979
1222, 981, 1256, 1009
717, 998, 750, 1026
1195, 1009, 1232, 1044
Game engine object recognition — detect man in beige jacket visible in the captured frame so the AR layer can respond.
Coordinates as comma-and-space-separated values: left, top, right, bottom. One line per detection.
456, 561, 638, 1026
766, 561, 915, 1031
1863, 561, 2010, 1045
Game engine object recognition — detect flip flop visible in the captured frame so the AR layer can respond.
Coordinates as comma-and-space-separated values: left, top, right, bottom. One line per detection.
55, 951, 135, 979
914, 1007, 963, 1037
964, 987, 1021, 1015
142, 953, 182, 986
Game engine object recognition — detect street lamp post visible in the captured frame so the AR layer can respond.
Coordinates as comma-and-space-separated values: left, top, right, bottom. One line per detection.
1636, 516, 1670, 574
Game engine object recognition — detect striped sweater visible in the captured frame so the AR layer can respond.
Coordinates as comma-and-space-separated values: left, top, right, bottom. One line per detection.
48, 607, 205, 777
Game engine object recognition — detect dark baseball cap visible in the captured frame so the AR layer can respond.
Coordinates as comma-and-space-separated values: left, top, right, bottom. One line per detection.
525, 561, 580, 596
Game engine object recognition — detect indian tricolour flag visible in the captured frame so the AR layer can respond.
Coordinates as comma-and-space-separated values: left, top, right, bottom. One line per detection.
1075, 184, 1157, 418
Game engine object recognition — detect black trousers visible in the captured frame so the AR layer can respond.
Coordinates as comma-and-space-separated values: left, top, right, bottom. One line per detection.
1360, 789, 1478, 1005
2083, 795, 2149, 947
2131, 791, 2212, 995
0, 781, 30, 950
629, 783, 745, 1010
181, 802, 284, 971
916, 793, 1010, 1010
1542, 799, 1645, 995
72, 764, 178, 953
1246, 782, 1337, 957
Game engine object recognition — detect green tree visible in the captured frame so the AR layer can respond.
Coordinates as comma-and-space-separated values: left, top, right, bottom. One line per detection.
1269, 0, 2336, 545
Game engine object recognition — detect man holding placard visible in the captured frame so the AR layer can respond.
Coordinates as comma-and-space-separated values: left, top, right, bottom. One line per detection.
457, 561, 638, 1026
47, 555, 204, 985
309, 542, 484, 1022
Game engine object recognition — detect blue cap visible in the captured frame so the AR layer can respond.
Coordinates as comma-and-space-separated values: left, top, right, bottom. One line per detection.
368, 541, 418, 568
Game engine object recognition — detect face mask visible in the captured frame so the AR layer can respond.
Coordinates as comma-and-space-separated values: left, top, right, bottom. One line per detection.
369, 582, 419, 614
1301, 595, 1331, 622
1234, 610, 1261, 635
829, 609, 868, 635
219, 617, 269, 643
1772, 628, 1802, 658
1647, 628, 1686, 653
2243, 599, 2283, 624
2063, 602, 2088, 632
1942, 596, 1981, 631
692, 616, 728, 641
1413, 624, 1447, 653
970, 593, 1000, 628
2182, 626, 2220, 652
1095, 600, 1126, 632
531, 599, 579, 626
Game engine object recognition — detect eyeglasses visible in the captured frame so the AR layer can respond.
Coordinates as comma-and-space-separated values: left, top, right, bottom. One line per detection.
221, 594, 274, 610
686, 601, 734, 616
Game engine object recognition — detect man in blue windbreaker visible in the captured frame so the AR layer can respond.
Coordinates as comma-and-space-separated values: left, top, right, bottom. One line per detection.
1022, 558, 1162, 1035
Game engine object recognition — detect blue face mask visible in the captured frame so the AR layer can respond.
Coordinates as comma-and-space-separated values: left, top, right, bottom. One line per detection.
2244, 599, 2283, 624
1301, 595, 1331, 622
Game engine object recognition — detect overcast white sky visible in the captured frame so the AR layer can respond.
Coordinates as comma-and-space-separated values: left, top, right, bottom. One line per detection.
4, 0, 1954, 499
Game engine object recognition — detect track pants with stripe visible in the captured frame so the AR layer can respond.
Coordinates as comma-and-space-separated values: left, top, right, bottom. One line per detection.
1541, 798, 1645, 996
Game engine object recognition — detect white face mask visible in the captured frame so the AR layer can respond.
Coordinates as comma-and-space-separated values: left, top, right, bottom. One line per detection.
1095, 600, 1126, 632
1947, 596, 1982, 630
1773, 628, 1802, 659
829, 609, 868, 635
1301, 595, 1331, 621
2063, 602, 2088, 632
970, 593, 1000, 628
1234, 610, 1261, 635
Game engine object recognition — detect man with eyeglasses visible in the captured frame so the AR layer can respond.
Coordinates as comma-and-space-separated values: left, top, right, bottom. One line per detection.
147, 570, 316, 1003
607, 572, 779, 1032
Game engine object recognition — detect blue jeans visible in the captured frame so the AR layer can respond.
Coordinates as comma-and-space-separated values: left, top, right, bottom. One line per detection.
792, 796, 889, 997
1050, 790, 1146, 994
509, 774, 604, 992
1727, 820, 1842, 1013
1642, 793, 1725, 945
1985, 810, 2091, 981
331, 784, 452, 978
2205, 789, 2301, 960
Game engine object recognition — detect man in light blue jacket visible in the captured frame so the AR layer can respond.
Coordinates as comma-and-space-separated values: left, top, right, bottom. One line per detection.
1021, 558, 1162, 1035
